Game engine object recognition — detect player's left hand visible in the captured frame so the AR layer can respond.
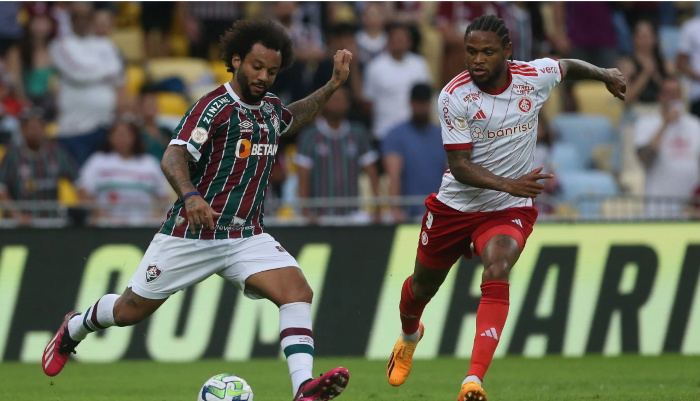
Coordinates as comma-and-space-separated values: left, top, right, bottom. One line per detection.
604, 68, 626, 101
330, 49, 353, 90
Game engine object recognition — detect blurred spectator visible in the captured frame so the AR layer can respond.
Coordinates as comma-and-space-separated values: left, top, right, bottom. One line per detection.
274, 2, 325, 64
356, 3, 388, 66
678, 14, 700, 118
634, 77, 700, 204
50, 2, 123, 167
312, 24, 364, 123
618, 21, 670, 106
141, 2, 175, 58
269, 2, 325, 105
0, 108, 77, 225
139, 86, 173, 160
0, 2, 26, 105
92, 8, 113, 37
19, 13, 56, 118
363, 23, 431, 142
436, 2, 505, 85
552, 2, 618, 68
183, 2, 240, 60
78, 119, 170, 226
382, 84, 446, 222
296, 87, 380, 222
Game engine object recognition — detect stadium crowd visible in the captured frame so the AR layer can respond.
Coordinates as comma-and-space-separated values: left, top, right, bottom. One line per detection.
1, 1, 699, 227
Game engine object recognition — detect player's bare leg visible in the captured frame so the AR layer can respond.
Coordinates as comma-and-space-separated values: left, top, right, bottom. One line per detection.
245, 267, 349, 401
388, 259, 450, 386
42, 287, 166, 376
459, 233, 520, 401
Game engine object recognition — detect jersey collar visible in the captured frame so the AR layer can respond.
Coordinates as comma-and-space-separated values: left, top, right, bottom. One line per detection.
480, 65, 512, 96
224, 82, 262, 110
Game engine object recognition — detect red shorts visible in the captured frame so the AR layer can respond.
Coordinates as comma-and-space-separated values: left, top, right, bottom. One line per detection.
416, 194, 538, 270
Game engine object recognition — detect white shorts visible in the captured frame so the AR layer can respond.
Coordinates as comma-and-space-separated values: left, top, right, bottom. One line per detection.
128, 233, 299, 300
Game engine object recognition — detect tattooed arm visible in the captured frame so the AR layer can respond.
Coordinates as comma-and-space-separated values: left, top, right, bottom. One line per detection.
284, 49, 353, 136
447, 149, 553, 198
559, 59, 627, 100
161, 145, 220, 233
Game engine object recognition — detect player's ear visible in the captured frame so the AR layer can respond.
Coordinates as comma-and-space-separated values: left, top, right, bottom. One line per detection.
504, 42, 512, 60
232, 54, 242, 70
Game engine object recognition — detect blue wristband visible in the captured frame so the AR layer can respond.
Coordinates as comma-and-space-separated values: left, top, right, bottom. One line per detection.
182, 191, 201, 202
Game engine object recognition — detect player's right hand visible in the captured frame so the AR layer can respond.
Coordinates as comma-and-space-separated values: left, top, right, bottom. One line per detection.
503, 166, 554, 198
184, 195, 222, 234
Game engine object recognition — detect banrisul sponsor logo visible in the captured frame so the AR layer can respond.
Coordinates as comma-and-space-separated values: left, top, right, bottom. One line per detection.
202, 97, 232, 125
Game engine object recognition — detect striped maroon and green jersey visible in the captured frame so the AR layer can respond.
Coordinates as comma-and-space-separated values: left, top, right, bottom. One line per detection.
159, 82, 293, 239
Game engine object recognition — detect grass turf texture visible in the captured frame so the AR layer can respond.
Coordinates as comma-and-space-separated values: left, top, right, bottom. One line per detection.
2, 356, 699, 400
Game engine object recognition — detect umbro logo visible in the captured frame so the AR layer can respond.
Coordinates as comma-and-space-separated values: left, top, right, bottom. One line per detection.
472, 110, 486, 120
239, 120, 254, 133
480, 327, 499, 340
512, 219, 523, 228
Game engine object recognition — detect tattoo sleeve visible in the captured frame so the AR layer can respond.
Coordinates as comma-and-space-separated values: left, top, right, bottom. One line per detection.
559, 59, 609, 82
447, 149, 509, 191
161, 145, 197, 198
285, 81, 336, 136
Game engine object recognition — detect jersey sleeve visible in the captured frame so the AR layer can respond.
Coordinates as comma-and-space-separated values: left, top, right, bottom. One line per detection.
279, 103, 294, 135
170, 92, 229, 161
438, 91, 472, 150
528, 58, 563, 92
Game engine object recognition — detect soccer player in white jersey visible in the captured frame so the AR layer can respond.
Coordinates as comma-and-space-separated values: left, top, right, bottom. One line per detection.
386, 15, 626, 400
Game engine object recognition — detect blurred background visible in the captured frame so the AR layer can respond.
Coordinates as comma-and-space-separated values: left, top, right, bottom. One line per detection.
1, 0, 700, 228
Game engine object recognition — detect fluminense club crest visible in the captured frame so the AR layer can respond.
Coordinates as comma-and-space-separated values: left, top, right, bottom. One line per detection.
145, 264, 162, 283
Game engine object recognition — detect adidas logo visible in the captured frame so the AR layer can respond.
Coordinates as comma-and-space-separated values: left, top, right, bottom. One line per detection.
512, 219, 523, 228
480, 327, 499, 340
472, 110, 486, 120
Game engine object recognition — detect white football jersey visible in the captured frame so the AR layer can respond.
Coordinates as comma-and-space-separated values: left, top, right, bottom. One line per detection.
437, 58, 562, 212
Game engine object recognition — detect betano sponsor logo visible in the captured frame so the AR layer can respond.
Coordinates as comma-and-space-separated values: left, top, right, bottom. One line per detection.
235, 139, 278, 158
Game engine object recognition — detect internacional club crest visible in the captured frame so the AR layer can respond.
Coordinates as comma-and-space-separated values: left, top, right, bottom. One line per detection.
517, 96, 533, 114
145, 264, 162, 283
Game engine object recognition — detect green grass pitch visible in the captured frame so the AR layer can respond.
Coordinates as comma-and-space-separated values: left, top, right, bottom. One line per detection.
2, 356, 700, 400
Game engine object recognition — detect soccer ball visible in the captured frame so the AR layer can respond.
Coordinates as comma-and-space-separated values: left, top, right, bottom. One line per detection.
199, 374, 254, 401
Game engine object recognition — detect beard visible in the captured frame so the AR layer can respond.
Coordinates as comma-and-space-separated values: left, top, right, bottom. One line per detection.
469, 58, 508, 90
236, 71, 267, 103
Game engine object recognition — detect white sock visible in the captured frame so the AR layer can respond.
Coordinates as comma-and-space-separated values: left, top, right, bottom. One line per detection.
67, 294, 119, 341
463, 375, 483, 386
401, 328, 420, 342
280, 302, 314, 395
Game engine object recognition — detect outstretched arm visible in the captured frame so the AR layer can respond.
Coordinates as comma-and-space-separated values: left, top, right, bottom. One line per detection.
559, 59, 627, 100
284, 49, 353, 136
447, 149, 553, 198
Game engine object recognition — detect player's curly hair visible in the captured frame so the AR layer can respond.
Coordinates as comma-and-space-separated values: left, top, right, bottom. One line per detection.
465, 15, 511, 48
219, 19, 294, 73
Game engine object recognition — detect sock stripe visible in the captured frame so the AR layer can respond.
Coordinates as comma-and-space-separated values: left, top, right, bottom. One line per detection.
90, 299, 107, 330
280, 328, 313, 341
82, 308, 95, 332
283, 344, 314, 358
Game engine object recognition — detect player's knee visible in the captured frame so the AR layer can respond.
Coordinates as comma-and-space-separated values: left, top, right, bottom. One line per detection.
482, 261, 510, 282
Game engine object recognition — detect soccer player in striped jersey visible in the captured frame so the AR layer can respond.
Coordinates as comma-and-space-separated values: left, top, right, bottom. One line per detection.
385, 15, 626, 401
43, 19, 352, 401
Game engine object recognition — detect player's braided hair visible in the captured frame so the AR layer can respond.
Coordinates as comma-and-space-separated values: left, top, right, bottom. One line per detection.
219, 19, 294, 73
465, 15, 511, 48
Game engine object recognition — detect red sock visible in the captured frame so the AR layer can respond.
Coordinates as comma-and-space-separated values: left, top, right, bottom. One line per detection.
468, 281, 509, 381
399, 275, 430, 335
